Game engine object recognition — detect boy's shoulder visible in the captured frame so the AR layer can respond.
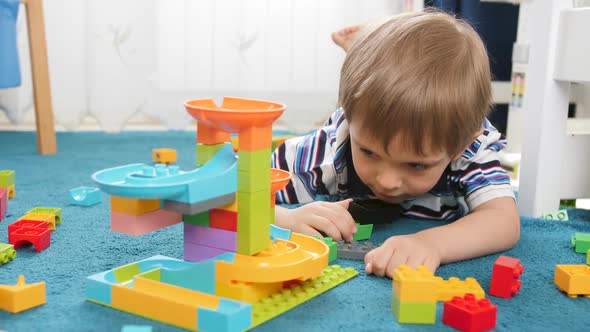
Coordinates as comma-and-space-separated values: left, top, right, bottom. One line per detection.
451, 119, 507, 170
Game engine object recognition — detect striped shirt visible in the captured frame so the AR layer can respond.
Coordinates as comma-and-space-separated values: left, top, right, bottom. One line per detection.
271, 108, 515, 221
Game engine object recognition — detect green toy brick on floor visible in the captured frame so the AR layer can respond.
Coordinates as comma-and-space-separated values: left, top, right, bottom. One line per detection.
571, 232, 590, 254
0, 170, 15, 187
27, 207, 62, 224
391, 293, 436, 324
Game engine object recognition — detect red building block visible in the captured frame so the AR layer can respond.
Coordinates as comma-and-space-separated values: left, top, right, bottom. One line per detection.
443, 293, 497, 332
8, 219, 49, 234
209, 209, 237, 231
0, 187, 7, 221
489, 255, 524, 298
8, 227, 51, 253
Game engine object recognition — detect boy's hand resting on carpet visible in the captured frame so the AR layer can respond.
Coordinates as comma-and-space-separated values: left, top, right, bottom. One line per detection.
275, 199, 357, 242
365, 234, 441, 278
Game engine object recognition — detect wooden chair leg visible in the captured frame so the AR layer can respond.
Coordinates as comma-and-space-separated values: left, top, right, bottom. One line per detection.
23, 0, 57, 154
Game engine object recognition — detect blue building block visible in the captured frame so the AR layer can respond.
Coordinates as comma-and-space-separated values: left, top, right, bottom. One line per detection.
270, 224, 291, 242
69, 186, 101, 206
121, 325, 152, 332
197, 298, 252, 332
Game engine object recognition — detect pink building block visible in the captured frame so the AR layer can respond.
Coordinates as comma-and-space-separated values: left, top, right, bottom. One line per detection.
0, 188, 7, 221
111, 209, 181, 236
184, 242, 228, 262
184, 224, 237, 251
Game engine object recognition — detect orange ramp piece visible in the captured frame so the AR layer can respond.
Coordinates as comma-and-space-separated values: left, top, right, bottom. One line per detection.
0, 275, 46, 313
216, 233, 328, 284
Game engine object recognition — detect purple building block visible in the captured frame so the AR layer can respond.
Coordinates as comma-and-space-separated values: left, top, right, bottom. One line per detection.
184, 224, 237, 251
184, 242, 229, 262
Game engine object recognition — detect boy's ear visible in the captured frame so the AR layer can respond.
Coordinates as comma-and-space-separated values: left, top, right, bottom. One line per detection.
452, 129, 484, 161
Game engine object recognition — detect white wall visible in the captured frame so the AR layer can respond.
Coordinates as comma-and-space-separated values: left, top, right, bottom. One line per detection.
0, 0, 402, 132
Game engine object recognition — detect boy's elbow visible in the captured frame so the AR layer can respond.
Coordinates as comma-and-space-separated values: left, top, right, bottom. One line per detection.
505, 206, 521, 248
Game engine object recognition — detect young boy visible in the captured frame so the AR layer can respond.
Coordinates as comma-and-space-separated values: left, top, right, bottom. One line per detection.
271, 10, 520, 278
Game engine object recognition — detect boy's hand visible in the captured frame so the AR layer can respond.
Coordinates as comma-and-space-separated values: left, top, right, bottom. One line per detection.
364, 234, 441, 278
276, 199, 357, 242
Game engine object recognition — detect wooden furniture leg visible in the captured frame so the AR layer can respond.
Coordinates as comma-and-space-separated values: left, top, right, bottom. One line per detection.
22, 0, 56, 154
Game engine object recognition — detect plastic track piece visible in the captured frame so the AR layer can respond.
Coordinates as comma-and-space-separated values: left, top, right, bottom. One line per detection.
337, 240, 379, 260
250, 265, 358, 328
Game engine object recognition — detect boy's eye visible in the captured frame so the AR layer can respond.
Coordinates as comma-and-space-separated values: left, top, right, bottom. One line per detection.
360, 148, 375, 157
408, 163, 427, 170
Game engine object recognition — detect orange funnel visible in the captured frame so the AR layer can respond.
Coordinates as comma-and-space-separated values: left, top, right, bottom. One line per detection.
185, 97, 286, 133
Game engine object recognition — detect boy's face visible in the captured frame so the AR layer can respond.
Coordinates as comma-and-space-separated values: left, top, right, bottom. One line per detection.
349, 120, 453, 204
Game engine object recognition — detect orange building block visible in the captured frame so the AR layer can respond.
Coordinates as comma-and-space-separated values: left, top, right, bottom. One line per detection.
110, 196, 161, 215
210, 209, 237, 231
0, 275, 46, 313
18, 213, 55, 230
555, 264, 590, 298
238, 126, 272, 151
197, 122, 230, 145
152, 148, 177, 164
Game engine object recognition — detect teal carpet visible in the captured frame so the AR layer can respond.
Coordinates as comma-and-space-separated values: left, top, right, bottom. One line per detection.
1, 131, 590, 331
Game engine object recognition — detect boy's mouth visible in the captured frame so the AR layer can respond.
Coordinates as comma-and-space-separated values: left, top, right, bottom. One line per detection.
373, 192, 405, 203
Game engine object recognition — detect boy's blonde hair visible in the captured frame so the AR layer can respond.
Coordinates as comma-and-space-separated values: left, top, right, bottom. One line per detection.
339, 10, 492, 157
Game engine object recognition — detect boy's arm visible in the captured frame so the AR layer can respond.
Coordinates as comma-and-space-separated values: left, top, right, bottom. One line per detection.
415, 197, 520, 264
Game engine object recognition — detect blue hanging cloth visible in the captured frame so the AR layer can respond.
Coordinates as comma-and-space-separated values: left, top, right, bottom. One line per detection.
0, 0, 21, 88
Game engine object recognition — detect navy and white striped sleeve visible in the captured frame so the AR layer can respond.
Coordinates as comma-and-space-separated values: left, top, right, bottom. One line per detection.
271, 109, 346, 204
456, 119, 515, 210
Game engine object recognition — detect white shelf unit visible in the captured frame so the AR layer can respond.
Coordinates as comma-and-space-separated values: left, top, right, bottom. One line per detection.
518, 3, 590, 217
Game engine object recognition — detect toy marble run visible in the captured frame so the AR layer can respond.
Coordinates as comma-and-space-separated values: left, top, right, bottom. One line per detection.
87, 97, 358, 332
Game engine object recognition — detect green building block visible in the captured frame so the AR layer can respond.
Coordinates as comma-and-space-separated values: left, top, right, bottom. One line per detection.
315, 237, 337, 262
542, 210, 568, 221
27, 207, 62, 224
587, 249, 590, 265
113, 262, 141, 283
251, 265, 358, 328
237, 148, 271, 171
571, 233, 590, 254
391, 293, 436, 324
182, 211, 210, 226
237, 189, 271, 255
238, 168, 270, 193
0, 243, 16, 265
353, 223, 373, 241
0, 170, 15, 187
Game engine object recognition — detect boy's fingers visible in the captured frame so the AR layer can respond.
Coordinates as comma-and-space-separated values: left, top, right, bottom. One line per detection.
405, 255, 424, 270
300, 225, 323, 239
308, 216, 342, 241
422, 257, 439, 274
325, 201, 357, 240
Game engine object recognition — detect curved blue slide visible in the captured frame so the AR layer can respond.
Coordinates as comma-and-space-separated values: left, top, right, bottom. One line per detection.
92, 143, 237, 204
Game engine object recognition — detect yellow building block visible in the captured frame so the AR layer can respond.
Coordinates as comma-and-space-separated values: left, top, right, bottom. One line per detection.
19, 213, 56, 230
555, 264, 590, 298
110, 196, 161, 215
152, 148, 177, 164
392, 265, 438, 302
4, 184, 15, 199
0, 275, 46, 313
112, 276, 219, 331
435, 276, 486, 301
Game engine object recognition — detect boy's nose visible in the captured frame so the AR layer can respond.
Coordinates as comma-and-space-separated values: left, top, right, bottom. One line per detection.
376, 172, 402, 192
